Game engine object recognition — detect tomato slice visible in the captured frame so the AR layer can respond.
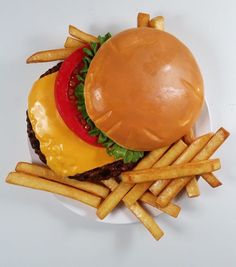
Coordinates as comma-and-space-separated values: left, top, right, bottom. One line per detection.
55, 46, 100, 146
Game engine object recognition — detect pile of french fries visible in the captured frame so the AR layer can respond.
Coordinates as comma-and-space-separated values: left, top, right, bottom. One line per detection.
26, 13, 164, 64
10, 13, 229, 240
6, 127, 229, 240
26, 25, 98, 64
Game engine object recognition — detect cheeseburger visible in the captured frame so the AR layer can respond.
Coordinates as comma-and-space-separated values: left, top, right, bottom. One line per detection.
27, 27, 204, 182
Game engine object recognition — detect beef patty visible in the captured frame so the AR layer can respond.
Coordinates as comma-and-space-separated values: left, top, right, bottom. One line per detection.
27, 63, 137, 182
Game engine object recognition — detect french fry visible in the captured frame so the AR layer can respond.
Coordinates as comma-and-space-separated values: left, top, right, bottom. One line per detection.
69, 25, 98, 43
6, 172, 101, 208
121, 159, 221, 184
156, 128, 230, 207
190, 128, 228, 187
201, 173, 222, 187
102, 178, 118, 192
64, 36, 85, 48
182, 128, 200, 197
134, 145, 170, 169
193, 128, 229, 161
186, 177, 200, 198
102, 178, 164, 240
156, 176, 194, 208
137, 12, 150, 27
129, 202, 164, 240
123, 139, 187, 207
140, 192, 181, 218
152, 141, 187, 167
150, 133, 213, 196
103, 178, 181, 218
183, 128, 195, 145
15, 162, 109, 198
96, 146, 170, 219
26, 48, 77, 63
96, 182, 133, 219
149, 16, 165, 30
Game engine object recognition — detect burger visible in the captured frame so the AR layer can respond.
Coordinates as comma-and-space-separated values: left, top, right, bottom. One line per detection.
27, 27, 204, 183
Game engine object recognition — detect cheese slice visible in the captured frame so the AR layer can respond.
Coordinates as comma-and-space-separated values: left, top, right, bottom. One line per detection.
28, 72, 114, 176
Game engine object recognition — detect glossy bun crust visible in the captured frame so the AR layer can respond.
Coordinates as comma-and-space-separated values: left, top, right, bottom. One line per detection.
85, 27, 204, 151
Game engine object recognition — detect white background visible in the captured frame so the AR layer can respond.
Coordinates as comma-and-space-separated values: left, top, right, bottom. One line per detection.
1, 0, 236, 266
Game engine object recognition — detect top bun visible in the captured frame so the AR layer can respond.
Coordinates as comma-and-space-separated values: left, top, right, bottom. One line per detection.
84, 27, 204, 151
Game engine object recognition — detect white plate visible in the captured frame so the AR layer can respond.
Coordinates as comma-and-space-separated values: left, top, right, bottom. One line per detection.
29, 101, 211, 224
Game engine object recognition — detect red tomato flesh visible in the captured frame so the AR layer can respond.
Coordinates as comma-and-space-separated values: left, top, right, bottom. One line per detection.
55, 46, 100, 146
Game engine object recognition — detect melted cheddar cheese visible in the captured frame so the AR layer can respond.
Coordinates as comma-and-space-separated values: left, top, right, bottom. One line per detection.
28, 72, 114, 176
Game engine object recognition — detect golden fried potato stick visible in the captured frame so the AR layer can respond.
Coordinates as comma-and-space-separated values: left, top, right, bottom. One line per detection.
137, 12, 150, 27
192, 128, 229, 187
6, 172, 101, 208
64, 36, 85, 48
97, 182, 133, 219
103, 178, 181, 218
149, 133, 213, 196
201, 173, 222, 187
185, 177, 200, 198
149, 16, 165, 30
140, 192, 181, 218
156, 176, 194, 208
26, 48, 77, 63
194, 128, 229, 161
69, 25, 98, 43
121, 159, 221, 183
129, 202, 164, 240
183, 128, 200, 197
156, 128, 229, 207
123, 139, 187, 207
102, 178, 118, 191
15, 162, 109, 198
102, 178, 163, 240
121, 159, 221, 184
135, 145, 170, 169
96, 145, 170, 219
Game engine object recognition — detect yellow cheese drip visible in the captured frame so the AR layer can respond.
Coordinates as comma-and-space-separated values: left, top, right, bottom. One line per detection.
28, 72, 114, 176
